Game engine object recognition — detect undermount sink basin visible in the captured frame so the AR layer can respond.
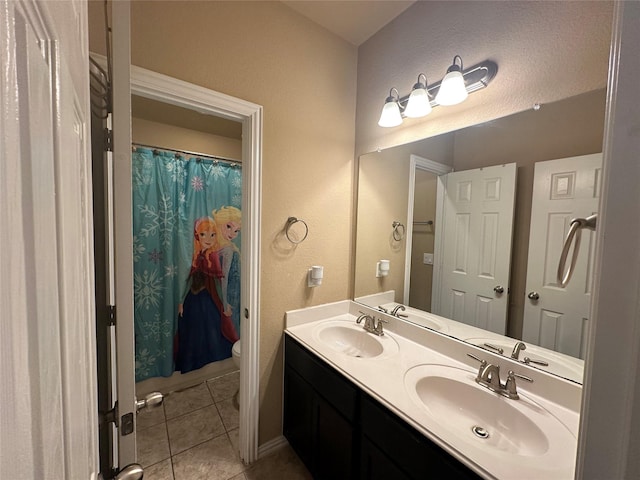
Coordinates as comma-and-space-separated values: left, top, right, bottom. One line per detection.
465, 337, 584, 383
404, 364, 576, 458
312, 320, 399, 358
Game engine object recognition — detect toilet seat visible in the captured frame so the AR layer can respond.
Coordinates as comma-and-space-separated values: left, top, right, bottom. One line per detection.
232, 340, 241, 369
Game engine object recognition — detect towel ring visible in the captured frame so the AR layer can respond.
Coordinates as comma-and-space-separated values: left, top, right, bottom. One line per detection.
557, 214, 597, 287
392, 221, 405, 241
285, 217, 309, 244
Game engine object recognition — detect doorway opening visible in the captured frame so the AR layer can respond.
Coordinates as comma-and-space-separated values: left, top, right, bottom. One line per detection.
128, 65, 263, 465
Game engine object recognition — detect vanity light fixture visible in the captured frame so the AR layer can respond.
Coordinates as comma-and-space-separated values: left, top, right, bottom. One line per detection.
377, 57, 497, 128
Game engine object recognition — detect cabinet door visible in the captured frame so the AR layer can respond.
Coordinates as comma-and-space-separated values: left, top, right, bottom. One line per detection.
361, 394, 482, 479
283, 367, 315, 468
360, 436, 412, 480
315, 394, 354, 480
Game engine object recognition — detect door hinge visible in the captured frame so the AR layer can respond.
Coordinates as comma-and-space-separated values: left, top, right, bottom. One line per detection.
99, 402, 134, 436
104, 127, 113, 152
100, 401, 118, 427
108, 305, 116, 326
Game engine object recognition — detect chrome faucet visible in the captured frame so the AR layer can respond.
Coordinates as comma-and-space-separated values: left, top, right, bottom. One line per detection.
467, 353, 533, 400
390, 304, 408, 318
356, 312, 375, 332
356, 312, 388, 336
478, 361, 502, 390
511, 341, 527, 359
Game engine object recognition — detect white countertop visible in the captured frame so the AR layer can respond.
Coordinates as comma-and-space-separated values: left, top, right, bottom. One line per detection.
285, 300, 582, 480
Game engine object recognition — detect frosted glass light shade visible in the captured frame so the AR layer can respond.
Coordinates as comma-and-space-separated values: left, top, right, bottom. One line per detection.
378, 101, 403, 127
404, 87, 432, 118
435, 70, 468, 106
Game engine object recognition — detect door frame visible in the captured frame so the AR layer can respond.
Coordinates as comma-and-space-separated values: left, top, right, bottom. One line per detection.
403, 155, 452, 305
100, 50, 263, 463
132, 65, 262, 464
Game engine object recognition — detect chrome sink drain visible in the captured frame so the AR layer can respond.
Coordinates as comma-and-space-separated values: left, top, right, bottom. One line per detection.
471, 425, 490, 439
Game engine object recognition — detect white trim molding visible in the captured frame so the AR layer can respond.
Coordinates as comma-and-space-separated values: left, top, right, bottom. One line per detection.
131, 65, 263, 465
577, 2, 640, 478
404, 155, 452, 305
92, 54, 263, 464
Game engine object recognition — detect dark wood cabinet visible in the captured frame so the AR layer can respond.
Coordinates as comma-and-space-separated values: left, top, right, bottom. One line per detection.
284, 335, 357, 480
360, 436, 412, 480
284, 334, 482, 480
360, 393, 482, 480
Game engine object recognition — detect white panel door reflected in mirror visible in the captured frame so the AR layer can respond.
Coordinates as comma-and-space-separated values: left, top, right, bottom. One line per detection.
522, 153, 602, 359
432, 163, 517, 335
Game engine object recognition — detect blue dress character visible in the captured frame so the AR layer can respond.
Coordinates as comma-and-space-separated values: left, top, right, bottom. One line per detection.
213, 206, 242, 339
175, 217, 234, 374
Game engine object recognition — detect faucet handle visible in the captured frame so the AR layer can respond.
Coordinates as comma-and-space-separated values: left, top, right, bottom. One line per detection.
467, 353, 487, 377
467, 353, 486, 365
523, 357, 549, 367
508, 370, 533, 383
505, 370, 533, 399
372, 316, 388, 335
482, 343, 504, 355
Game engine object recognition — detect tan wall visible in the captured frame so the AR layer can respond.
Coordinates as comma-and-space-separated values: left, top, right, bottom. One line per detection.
354, 149, 410, 301
355, 134, 454, 303
409, 170, 437, 312
132, 117, 242, 161
89, 1, 357, 444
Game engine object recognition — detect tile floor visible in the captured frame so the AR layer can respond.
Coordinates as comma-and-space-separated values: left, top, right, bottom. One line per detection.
137, 370, 312, 480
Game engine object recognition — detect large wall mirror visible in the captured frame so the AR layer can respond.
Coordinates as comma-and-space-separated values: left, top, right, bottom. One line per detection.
354, 89, 606, 384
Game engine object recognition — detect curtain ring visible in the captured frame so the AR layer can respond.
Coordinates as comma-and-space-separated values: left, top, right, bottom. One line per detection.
285, 217, 309, 244
392, 221, 405, 241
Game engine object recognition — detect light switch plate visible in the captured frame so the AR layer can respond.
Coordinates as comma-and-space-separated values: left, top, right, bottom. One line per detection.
423, 253, 434, 265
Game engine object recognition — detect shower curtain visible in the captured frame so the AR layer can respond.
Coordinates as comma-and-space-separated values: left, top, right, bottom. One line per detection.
132, 147, 242, 382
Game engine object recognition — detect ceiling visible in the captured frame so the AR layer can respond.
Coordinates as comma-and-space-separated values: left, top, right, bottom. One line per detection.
281, 0, 416, 46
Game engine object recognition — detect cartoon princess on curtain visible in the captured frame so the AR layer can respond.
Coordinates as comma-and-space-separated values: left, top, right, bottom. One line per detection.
213, 206, 242, 337
175, 216, 239, 374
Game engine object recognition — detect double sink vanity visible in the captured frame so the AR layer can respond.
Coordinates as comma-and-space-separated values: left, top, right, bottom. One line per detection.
284, 300, 581, 479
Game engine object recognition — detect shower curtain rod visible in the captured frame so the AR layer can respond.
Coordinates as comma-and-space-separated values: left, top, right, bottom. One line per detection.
132, 143, 241, 167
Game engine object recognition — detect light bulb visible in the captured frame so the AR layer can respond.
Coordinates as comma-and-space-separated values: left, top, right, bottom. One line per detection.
378, 88, 403, 127
404, 86, 432, 118
435, 56, 468, 106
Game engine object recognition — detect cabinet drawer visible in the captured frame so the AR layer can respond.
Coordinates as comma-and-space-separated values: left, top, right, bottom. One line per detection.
285, 334, 358, 422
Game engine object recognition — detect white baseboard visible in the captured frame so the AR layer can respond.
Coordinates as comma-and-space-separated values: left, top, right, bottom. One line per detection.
258, 435, 289, 459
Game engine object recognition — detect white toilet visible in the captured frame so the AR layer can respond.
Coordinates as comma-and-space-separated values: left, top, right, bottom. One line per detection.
232, 340, 241, 369
231, 340, 241, 408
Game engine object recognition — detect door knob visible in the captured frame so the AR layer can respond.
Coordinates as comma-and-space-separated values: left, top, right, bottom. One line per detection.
528, 291, 540, 301
136, 391, 164, 412
114, 464, 143, 480
493, 286, 504, 294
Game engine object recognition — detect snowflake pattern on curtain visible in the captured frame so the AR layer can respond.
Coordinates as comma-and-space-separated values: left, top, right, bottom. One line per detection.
132, 148, 242, 382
